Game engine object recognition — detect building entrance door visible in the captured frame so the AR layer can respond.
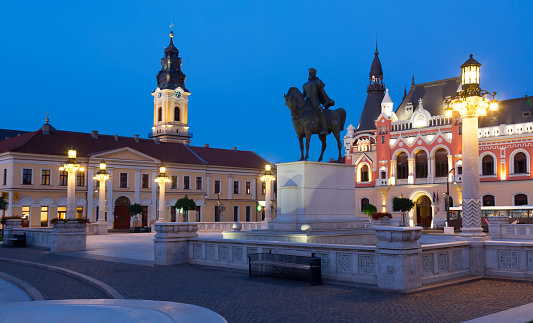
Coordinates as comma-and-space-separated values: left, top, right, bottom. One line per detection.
114, 196, 131, 229
415, 195, 432, 228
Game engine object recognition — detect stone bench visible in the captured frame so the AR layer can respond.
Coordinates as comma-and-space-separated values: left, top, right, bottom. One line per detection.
248, 252, 322, 286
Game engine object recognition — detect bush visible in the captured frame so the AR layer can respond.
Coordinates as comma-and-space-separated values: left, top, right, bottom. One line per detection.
362, 204, 377, 217
393, 198, 415, 212
128, 204, 144, 216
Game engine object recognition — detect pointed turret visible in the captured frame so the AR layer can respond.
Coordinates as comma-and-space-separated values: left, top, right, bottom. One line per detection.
156, 29, 188, 91
356, 46, 386, 131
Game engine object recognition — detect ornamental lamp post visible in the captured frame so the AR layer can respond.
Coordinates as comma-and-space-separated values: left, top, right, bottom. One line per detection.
154, 164, 171, 223
59, 148, 84, 220
260, 164, 276, 225
444, 55, 498, 237
93, 160, 110, 224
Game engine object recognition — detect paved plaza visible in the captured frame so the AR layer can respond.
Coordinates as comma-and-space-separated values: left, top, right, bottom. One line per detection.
1, 233, 533, 322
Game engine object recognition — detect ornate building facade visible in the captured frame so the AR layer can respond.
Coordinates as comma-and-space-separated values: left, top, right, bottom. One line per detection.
344, 50, 533, 228
0, 30, 274, 229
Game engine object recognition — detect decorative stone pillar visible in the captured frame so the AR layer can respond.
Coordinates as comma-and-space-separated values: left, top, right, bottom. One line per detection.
96, 176, 108, 234
427, 157, 434, 183
488, 216, 509, 239
390, 160, 396, 185
375, 226, 423, 292
2, 219, 22, 246
153, 223, 199, 265
157, 181, 167, 223
66, 168, 77, 219
407, 158, 415, 184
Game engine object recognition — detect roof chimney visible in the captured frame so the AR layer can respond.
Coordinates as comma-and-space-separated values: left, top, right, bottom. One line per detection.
232, 147, 237, 151
92, 130, 98, 139
134, 134, 139, 142
114, 134, 118, 141
154, 137, 160, 144
204, 144, 209, 148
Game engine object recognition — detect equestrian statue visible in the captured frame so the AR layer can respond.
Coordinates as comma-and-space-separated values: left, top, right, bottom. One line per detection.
284, 68, 346, 162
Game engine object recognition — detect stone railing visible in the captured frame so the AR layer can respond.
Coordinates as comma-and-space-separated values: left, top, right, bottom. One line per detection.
18, 228, 54, 249
487, 216, 533, 240
429, 115, 451, 127
420, 241, 471, 284
396, 179, 408, 185
197, 222, 263, 232
187, 237, 378, 285
484, 240, 533, 278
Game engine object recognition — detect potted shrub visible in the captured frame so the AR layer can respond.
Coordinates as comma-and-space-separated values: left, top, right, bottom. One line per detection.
393, 197, 415, 226
175, 196, 197, 222
1, 215, 22, 227
371, 212, 392, 226
362, 203, 377, 219
128, 204, 144, 231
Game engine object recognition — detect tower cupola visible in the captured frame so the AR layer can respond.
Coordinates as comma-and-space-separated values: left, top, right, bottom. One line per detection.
156, 29, 188, 92
368, 44, 385, 92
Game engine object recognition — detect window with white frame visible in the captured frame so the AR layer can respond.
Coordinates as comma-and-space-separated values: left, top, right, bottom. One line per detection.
22, 168, 32, 185
119, 173, 128, 188
41, 169, 51, 185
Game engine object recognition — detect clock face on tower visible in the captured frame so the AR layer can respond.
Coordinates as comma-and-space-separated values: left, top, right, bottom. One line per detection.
157, 91, 162, 99
175, 89, 182, 98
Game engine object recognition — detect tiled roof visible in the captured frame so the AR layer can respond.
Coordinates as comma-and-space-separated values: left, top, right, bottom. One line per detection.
356, 90, 385, 131
395, 77, 461, 120
0, 128, 267, 169
480, 96, 533, 127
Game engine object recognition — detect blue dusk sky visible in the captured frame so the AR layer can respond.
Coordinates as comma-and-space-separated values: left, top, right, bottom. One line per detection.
1, 1, 532, 164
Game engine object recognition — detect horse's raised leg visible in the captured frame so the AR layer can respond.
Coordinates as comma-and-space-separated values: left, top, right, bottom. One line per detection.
318, 134, 327, 162
333, 130, 343, 162
298, 136, 305, 161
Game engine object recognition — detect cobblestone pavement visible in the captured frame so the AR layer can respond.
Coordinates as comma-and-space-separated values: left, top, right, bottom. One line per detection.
2, 247, 533, 323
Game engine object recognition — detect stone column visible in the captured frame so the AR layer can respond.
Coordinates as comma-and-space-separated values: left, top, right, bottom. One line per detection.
263, 178, 272, 228
375, 226, 423, 292
390, 160, 396, 185
87, 168, 94, 222
206, 174, 211, 199
151, 169, 157, 225
228, 175, 233, 200
66, 169, 77, 219
460, 116, 484, 237
107, 169, 114, 229
153, 223, 198, 265
427, 157, 434, 183
407, 158, 415, 184
96, 176, 108, 235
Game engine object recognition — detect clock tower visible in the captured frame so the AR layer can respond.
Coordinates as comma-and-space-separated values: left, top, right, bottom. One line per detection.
150, 27, 192, 144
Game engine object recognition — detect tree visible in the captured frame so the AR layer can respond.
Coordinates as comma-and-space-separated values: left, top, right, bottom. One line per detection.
0, 196, 8, 213
128, 203, 144, 227
175, 195, 197, 222
393, 198, 415, 226
361, 203, 377, 217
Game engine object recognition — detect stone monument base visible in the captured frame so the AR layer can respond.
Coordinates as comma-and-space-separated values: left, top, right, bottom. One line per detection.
223, 228, 377, 245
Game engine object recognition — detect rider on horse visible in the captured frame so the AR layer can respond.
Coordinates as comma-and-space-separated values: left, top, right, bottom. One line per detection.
302, 68, 335, 135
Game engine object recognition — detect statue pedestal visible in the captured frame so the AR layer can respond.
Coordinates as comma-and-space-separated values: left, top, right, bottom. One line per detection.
268, 161, 364, 231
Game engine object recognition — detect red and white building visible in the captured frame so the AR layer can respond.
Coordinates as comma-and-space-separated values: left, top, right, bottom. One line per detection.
344, 49, 533, 228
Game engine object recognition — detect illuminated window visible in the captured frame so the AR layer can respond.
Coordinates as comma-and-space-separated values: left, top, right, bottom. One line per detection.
261, 182, 266, 195
245, 182, 251, 194
360, 165, 369, 182
41, 206, 49, 227
77, 207, 84, 219
22, 206, 30, 224
58, 207, 66, 219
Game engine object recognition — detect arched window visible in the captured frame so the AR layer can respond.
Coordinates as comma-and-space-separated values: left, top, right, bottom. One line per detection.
361, 198, 369, 211
397, 152, 408, 179
482, 155, 495, 176
448, 196, 454, 208
514, 152, 527, 174
415, 150, 428, 178
360, 165, 369, 182
435, 148, 448, 177
483, 195, 495, 206
515, 194, 528, 206
174, 106, 180, 122
158, 107, 162, 122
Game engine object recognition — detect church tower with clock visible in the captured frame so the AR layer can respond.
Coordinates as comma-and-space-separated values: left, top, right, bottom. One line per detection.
150, 27, 192, 144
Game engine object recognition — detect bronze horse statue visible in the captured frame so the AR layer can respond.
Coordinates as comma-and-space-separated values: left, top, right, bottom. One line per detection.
284, 87, 346, 162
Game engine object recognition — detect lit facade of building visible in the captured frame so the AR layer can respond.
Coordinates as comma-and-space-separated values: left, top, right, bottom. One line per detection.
0, 31, 274, 229
344, 49, 533, 228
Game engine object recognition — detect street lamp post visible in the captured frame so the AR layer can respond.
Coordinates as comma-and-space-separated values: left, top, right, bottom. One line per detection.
93, 160, 110, 224
260, 164, 276, 226
60, 148, 84, 220
154, 164, 171, 223
444, 54, 498, 237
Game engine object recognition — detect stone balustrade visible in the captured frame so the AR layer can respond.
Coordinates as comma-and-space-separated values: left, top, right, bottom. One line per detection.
154, 223, 199, 265
197, 222, 263, 232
